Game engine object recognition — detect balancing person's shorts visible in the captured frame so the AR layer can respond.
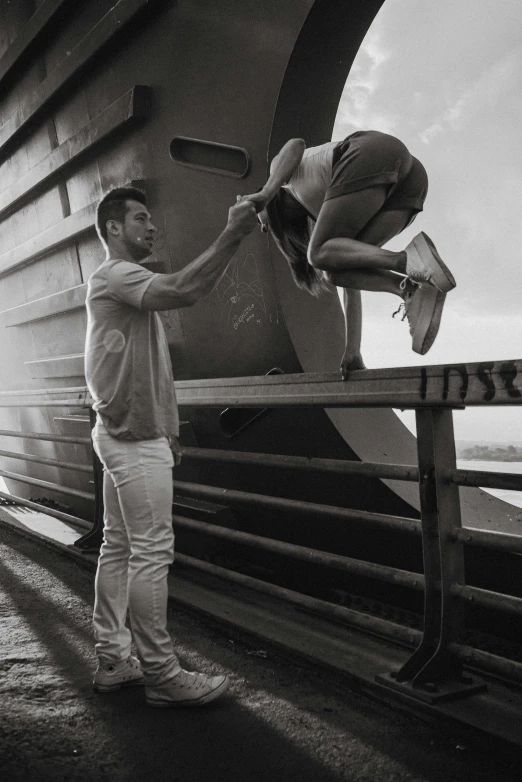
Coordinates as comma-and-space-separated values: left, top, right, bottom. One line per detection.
325, 130, 428, 217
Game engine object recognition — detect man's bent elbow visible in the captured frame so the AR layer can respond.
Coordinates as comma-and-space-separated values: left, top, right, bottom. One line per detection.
181, 290, 199, 307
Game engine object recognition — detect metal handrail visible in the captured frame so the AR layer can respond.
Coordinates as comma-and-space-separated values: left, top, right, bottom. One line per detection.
181, 445, 522, 507
450, 527, 522, 554
174, 359, 522, 407
449, 467, 522, 492
0, 448, 92, 473
1, 363, 521, 701
0, 428, 91, 445
175, 551, 420, 647
181, 445, 419, 481
174, 552, 522, 685
0, 468, 94, 501
172, 478, 422, 535
172, 514, 423, 591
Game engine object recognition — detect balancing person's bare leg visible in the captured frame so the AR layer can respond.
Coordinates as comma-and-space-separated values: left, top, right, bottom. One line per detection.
309, 187, 452, 369
307, 191, 416, 374
322, 208, 415, 295
308, 187, 408, 276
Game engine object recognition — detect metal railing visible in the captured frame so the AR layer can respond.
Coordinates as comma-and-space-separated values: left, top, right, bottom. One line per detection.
0, 359, 521, 703
0, 388, 96, 534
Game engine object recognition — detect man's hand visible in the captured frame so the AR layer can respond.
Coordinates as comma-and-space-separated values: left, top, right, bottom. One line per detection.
225, 197, 258, 239
169, 436, 182, 467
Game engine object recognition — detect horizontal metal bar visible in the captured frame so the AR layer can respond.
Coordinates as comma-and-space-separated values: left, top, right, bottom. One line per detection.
172, 515, 423, 590
181, 446, 419, 482
0, 386, 87, 397
452, 527, 522, 554
175, 553, 522, 685
450, 468, 522, 492
0, 468, 94, 502
0, 385, 89, 408
0, 429, 90, 445
449, 643, 522, 685
175, 360, 522, 407
173, 480, 421, 536
1, 284, 87, 327
0, 203, 96, 279
174, 552, 421, 648
0, 489, 91, 531
6, 363, 522, 411
0, 400, 88, 408
0, 0, 161, 156
0, 86, 150, 221
4, 362, 522, 411
176, 555, 522, 684
0, 0, 72, 87
0, 448, 92, 473
451, 584, 522, 618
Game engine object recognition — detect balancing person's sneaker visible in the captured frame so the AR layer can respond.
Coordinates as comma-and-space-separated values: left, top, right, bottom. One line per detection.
404, 232, 456, 292
93, 655, 144, 692
395, 283, 446, 355
145, 668, 229, 708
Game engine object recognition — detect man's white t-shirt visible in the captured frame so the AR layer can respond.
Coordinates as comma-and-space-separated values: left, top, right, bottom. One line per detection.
85, 259, 179, 440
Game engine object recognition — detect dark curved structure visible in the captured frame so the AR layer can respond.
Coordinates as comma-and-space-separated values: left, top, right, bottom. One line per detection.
0, 0, 518, 576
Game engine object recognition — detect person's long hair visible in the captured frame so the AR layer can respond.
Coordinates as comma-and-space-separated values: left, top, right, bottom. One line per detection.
265, 189, 326, 296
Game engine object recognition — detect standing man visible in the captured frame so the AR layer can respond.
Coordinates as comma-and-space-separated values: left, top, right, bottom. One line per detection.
85, 186, 257, 707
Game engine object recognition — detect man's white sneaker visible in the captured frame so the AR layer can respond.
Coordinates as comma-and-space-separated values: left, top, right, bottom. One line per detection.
394, 284, 446, 355
404, 232, 456, 292
145, 669, 229, 708
93, 655, 144, 692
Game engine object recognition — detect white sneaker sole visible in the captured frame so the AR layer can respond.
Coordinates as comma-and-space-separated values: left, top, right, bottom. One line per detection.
409, 232, 456, 293
145, 676, 229, 708
411, 287, 446, 355
93, 677, 145, 693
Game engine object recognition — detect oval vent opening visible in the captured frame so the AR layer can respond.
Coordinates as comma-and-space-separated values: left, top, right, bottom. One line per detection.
170, 136, 250, 178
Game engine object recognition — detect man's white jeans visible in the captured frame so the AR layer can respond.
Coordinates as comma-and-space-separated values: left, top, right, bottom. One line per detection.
92, 418, 181, 685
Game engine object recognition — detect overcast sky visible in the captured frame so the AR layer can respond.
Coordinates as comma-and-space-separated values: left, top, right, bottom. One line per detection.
332, 0, 522, 442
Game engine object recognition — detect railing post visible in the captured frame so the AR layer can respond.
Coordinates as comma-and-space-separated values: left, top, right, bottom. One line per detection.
74, 408, 104, 552
376, 407, 486, 703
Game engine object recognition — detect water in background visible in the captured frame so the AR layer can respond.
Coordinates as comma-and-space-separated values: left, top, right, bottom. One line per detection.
457, 460, 522, 510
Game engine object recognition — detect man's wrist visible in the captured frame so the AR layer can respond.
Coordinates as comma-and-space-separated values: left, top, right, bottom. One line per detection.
222, 224, 248, 242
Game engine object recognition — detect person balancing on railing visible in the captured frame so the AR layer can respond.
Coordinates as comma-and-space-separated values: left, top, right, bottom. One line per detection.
241, 131, 456, 378
85, 186, 257, 707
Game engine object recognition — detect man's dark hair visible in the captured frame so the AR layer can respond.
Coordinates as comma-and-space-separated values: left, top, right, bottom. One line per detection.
96, 186, 147, 242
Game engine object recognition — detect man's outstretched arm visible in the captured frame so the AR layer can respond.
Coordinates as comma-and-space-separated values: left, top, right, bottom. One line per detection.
142, 199, 257, 311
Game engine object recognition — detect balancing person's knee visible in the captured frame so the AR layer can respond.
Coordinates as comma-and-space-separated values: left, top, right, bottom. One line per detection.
307, 241, 327, 270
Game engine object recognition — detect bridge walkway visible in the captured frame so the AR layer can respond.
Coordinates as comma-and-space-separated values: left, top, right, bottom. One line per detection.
0, 512, 519, 782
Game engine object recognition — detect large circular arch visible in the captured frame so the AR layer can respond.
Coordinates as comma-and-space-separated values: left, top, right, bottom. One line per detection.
268, 0, 518, 531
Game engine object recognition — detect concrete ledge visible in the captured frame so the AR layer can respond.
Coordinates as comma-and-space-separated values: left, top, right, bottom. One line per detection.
0, 85, 150, 220
0, 284, 87, 327
0, 205, 95, 279
0, 0, 73, 86
24, 353, 85, 379
0, 0, 162, 155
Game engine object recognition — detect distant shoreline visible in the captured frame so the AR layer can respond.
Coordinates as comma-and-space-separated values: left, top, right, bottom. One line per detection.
458, 456, 522, 463
457, 445, 522, 462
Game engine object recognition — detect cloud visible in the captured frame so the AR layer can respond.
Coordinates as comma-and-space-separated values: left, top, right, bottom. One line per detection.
419, 45, 522, 144
329, 0, 522, 445
333, 23, 398, 136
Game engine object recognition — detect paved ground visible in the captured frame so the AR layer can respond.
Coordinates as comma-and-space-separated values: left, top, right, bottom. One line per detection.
0, 523, 519, 782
